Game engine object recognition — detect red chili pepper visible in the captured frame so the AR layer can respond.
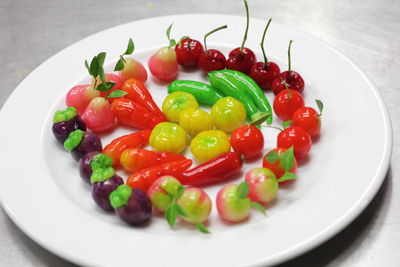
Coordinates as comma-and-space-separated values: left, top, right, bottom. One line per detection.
111, 98, 165, 130
177, 152, 242, 186
102, 130, 150, 167
121, 79, 166, 120
120, 147, 187, 172
127, 159, 193, 192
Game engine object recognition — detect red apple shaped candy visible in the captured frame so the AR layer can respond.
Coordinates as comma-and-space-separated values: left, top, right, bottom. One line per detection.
249, 18, 281, 90
114, 38, 148, 83
277, 126, 312, 160
148, 24, 179, 82
271, 40, 305, 95
81, 97, 115, 133
225, 0, 256, 73
66, 84, 100, 116
262, 147, 297, 181
175, 37, 204, 68
197, 25, 228, 73
291, 99, 324, 137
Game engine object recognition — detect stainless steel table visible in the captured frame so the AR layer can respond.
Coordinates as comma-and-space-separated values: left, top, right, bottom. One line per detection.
1, 0, 398, 266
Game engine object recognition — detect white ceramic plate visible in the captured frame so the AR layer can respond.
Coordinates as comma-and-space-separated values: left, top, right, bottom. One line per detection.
0, 14, 392, 267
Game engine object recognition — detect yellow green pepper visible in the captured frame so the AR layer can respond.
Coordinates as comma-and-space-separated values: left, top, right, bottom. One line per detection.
179, 107, 214, 137
162, 91, 199, 122
190, 130, 231, 163
149, 122, 188, 154
211, 97, 246, 133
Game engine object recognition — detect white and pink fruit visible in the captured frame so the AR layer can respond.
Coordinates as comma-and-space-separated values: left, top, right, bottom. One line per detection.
148, 47, 178, 82
66, 84, 100, 116
120, 58, 148, 84
245, 168, 278, 205
147, 176, 182, 212
176, 187, 211, 224
93, 73, 124, 102
216, 184, 251, 223
81, 97, 115, 133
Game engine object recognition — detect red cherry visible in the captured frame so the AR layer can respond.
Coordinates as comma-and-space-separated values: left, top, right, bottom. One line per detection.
226, 47, 256, 74
271, 70, 304, 95
230, 124, 264, 159
291, 107, 321, 137
175, 38, 204, 68
262, 147, 297, 180
273, 89, 305, 121
198, 49, 226, 72
250, 62, 280, 90
277, 126, 311, 160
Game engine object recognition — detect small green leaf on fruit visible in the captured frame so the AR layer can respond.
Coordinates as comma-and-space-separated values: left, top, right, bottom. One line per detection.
277, 172, 297, 183
282, 120, 292, 129
114, 58, 125, 71
107, 90, 127, 99
165, 203, 178, 228
175, 204, 188, 218
195, 222, 211, 234
281, 146, 294, 171
237, 181, 250, 199
265, 151, 279, 163
89, 56, 99, 77
251, 202, 267, 216
84, 60, 90, 72
166, 23, 173, 40
99, 66, 106, 84
175, 185, 185, 200
96, 83, 109, 92
97, 52, 106, 66
316, 99, 324, 115
169, 39, 177, 48
124, 38, 135, 55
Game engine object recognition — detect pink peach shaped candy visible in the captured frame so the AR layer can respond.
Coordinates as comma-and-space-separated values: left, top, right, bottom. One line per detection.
93, 74, 124, 102
66, 84, 100, 116
81, 97, 115, 133
147, 176, 182, 212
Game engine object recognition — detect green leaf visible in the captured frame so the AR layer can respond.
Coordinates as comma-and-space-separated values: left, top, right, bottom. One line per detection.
124, 38, 135, 55
316, 99, 324, 115
265, 151, 279, 163
282, 120, 292, 129
107, 90, 127, 99
89, 56, 99, 77
84, 60, 90, 73
175, 204, 188, 218
97, 52, 106, 66
169, 39, 177, 48
237, 181, 249, 199
195, 222, 211, 234
166, 23, 173, 41
96, 83, 109, 92
277, 172, 297, 183
114, 58, 125, 71
281, 146, 294, 171
251, 202, 267, 216
98, 66, 106, 84
165, 203, 177, 228
175, 185, 185, 200
105, 81, 115, 91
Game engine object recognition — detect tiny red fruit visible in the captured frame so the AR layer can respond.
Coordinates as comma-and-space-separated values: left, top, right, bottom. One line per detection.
198, 25, 228, 73
262, 148, 297, 179
291, 100, 324, 137
175, 38, 204, 68
273, 89, 305, 121
277, 126, 311, 160
230, 125, 264, 159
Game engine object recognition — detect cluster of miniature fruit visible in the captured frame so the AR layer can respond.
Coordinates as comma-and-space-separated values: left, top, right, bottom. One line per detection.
52, 0, 323, 233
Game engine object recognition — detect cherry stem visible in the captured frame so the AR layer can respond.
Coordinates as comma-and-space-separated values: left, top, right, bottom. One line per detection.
240, 0, 250, 53
204, 25, 227, 55
260, 18, 272, 67
265, 125, 283, 132
288, 40, 293, 73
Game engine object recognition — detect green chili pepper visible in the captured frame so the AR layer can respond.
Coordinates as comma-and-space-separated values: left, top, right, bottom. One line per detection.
208, 71, 264, 121
215, 70, 273, 124
167, 80, 223, 106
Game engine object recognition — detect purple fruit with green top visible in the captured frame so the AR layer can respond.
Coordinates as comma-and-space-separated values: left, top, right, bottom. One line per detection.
147, 176, 182, 212
110, 185, 152, 225
79, 152, 101, 184
92, 175, 124, 211
52, 107, 86, 143
64, 130, 102, 160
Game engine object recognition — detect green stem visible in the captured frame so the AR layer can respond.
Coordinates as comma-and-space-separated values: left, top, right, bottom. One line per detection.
204, 25, 227, 54
240, 0, 250, 53
260, 18, 272, 67
288, 40, 293, 73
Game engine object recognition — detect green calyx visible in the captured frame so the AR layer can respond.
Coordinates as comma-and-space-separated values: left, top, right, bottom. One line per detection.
91, 154, 113, 171
63, 130, 84, 151
109, 185, 132, 209
53, 107, 77, 123
90, 167, 115, 183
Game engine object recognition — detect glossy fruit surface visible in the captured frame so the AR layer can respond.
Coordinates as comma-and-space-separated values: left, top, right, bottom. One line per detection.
148, 47, 179, 82
66, 84, 100, 116
226, 47, 256, 74
81, 97, 115, 133
176, 187, 212, 224
114, 188, 152, 225
216, 184, 251, 222
149, 122, 188, 154
79, 151, 101, 184
147, 176, 182, 212
92, 175, 124, 211
175, 38, 204, 68
230, 125, 264, 159
120, 58, 148, 83
245, 168, 278, 205
249, 61, 281, 90
273, 89, 305, 121
190, 130, 231, 163
211, 97, 246, 133
291, 107, 321, 137
198, 49, 226, 72
262, 148, 297, 179
71, 131, 102, 161
178, 107, 213, 137
162, 91, 199, 122
271, 71, 305, 95
52, 116, 86, 144
277, 126, 311, 160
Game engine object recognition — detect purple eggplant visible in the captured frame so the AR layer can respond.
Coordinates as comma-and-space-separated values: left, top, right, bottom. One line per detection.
109, 185, 152, 225
52, 107, 86, 143
92, 175, 124, 211
64, 130, 102, 160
